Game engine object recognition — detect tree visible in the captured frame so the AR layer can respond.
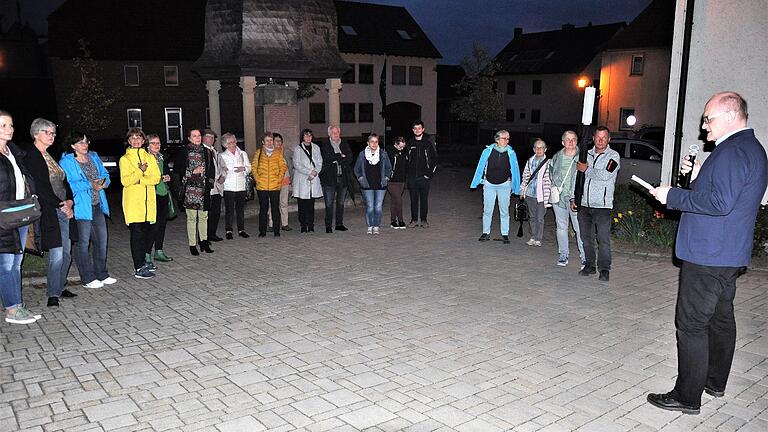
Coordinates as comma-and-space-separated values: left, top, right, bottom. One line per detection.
451, 43, 504, 123
65, 39, 117, 132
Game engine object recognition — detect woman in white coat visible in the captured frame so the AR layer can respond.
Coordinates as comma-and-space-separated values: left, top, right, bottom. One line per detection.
292, 129, 323, 232
219, 133, 252, 239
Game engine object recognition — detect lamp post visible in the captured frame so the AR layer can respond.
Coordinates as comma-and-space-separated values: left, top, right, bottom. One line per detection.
574, 77, 597, 209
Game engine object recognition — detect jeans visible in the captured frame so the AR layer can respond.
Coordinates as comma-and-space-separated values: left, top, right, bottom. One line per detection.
362, 189, 386, 227
74, 207, 109, 284
553, 204, 584, 260
0, 225, 28, 308
224, 190, 246, 232
323, 183, 347, 228
408, 176, 431, 222
297, 198, 315, 229
482, 180, 511, 236
47, 209, 72, 297
186, 210, 208, 246
207, 194, 222, 238
526, 200, 546, 241
387, 182, 405, 223
258, 190, 281, 234
577, 206, 612, 271
150, 194, 169, 251
129, 222, 151, 270
672, 261, 740, 406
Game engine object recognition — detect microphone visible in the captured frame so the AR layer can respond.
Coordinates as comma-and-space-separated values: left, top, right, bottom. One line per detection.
680, 144, 700, 188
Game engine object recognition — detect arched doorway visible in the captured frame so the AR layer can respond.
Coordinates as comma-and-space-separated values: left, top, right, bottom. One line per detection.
385, 102, 421, 146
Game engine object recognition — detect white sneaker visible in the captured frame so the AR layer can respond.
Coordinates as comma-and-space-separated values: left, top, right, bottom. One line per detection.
100, 277, 117, 285
526, 238, 536, 246
83, 280, 104, 289
534, 240, 542, 247
367, 227, 373, 235
373, 227, 380, 235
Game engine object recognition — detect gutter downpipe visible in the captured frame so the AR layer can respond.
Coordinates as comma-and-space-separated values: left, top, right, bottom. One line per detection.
671, 0, 696, 183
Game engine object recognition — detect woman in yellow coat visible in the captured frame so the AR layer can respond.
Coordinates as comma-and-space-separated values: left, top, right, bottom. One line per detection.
252, 132, 287, 237
119, 128, 160, 279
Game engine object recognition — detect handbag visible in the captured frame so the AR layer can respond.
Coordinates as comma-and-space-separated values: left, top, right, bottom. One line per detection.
0, 195, 42, 231
549, 157, 575, 205
167, 194, 177, 219
514, 200, 529, 222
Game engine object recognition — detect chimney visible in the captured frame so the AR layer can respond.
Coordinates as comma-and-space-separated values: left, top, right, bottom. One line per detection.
562, 24, 575, 31
513, 27, 523, 39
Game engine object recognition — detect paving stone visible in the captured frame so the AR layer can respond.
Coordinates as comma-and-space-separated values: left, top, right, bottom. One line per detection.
338, 404, 397, 429
82, 399, 139, 423
216, 415, 265, 432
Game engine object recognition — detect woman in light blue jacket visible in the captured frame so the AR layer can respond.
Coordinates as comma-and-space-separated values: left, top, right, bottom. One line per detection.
469, 130, 521, 243
59, 131, 115, 289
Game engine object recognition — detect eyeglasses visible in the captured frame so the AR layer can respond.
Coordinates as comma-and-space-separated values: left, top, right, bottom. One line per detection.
702, 111, 730, 125
75, 140, 90, 146
40, 130, 56, 137
534, 146, 546, 150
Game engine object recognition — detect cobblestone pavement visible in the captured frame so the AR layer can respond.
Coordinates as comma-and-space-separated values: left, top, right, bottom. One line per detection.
2, 168, 767, 431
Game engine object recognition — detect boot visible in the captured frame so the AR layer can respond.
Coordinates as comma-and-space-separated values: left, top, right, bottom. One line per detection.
200, 240, 214, 253
189, 246, 199, 256
144, 253, 153, 266
154, 250, 173, 262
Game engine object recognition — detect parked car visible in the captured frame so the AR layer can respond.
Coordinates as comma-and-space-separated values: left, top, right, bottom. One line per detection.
88, 138, 125, 182
632, 127, 664, 145
609, 138, 663, 185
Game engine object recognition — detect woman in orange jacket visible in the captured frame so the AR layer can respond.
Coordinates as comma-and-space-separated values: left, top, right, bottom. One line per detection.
252, 132, 287, 237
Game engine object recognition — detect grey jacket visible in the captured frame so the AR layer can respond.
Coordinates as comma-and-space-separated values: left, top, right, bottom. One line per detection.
581, 146, 620, 209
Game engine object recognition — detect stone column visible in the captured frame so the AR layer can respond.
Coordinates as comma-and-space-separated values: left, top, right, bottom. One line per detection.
240, 76, 258, 156
206, 79, 222, 137
325, 78, 342, 128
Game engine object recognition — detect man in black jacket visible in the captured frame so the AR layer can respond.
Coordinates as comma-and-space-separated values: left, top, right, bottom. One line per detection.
319, 125, 353, 233
406, 120, 437, 228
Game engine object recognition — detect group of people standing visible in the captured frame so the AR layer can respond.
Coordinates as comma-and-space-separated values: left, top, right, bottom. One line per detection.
472, 126, 620, 281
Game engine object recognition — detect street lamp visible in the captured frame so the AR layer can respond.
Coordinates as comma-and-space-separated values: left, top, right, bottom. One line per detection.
577, 76, 588, 88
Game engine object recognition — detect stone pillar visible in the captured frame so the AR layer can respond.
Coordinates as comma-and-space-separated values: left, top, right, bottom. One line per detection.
206, 79, 222, 137
325, 78, 342, 129
240, 76, 258, 156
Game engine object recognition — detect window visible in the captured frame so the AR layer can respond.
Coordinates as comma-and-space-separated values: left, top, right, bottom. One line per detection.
358, 64, 374, 84
340, 103, 356, 123
519, 109, 526, 120
164, 66, 178, 86
631, 54, 644, 75
531, 109, 541, 124
341, 25, 358, 36
124, 65, 139, 86
610, 141, 626, 156
409, 66, 423, 86
392, 65, 406, 85
164, 108, 183, 143
127, 108, 142, 128
506, 81, 516, 95
619, 107, 636, 130
341, 64, 355, 84
309, 103, 325, 124
396, 29, 412, 40
506, 109, 515, 122
359, 103, 374, 123
630, 142, 662, 161
532, 79, 542, 95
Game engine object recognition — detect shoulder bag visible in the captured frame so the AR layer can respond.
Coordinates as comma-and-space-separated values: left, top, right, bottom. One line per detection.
549, 157, 574, 205
0, 195, 42, 231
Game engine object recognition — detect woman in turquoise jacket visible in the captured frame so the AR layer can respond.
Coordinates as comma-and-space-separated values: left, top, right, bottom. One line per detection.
59, 131, 115, 289
469, 130, 521, 243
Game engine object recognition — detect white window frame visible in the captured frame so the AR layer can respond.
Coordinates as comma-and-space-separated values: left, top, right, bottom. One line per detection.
164, 107, 183, 144
127, 108, 142, 128
124, 65, 139, 86
164, 65, 179, 86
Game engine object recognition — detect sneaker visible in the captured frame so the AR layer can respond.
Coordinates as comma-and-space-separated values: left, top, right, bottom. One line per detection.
421, 221, 430, 229
579, 266, 597, 276
526, 238, 536, 246
598, 270, 610, 282
100, 277, 117, 285
557, 255, 569, 266
580, 260, 586, 271
5, 307, 38, 324
83, 280, 104, 289
367, 227, 373, 235
398, 221, 406, 229
391, 221, 399, 229
502, 235, 510, 244
239, 231, 250, 238
373, 227, 380, 235
144, 262, 157, 272
134, 266, 155, 279
534, 240, 542, 247
281, 225, 292, 231
335, 225, 348, 231
407, 220, 418, 228
478, 233, 491, 241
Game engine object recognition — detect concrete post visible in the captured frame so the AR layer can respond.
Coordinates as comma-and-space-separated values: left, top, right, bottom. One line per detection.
240, 76, 258, 156
206, 79, 222, 137
325, 78, 342, 129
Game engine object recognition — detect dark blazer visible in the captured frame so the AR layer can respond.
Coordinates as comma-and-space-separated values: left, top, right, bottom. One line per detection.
318, 139, 353, 187
0, 143, 35, 253
667, 129, 767, 267
22, 146, 75, 251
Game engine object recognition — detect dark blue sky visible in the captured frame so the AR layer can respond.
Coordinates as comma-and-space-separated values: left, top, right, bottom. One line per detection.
3, 0, 654, 64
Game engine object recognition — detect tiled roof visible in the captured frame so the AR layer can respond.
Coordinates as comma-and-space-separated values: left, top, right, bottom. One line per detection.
334, 1, 441, 58
495, 22, 625, 75
603, 0, 675, 50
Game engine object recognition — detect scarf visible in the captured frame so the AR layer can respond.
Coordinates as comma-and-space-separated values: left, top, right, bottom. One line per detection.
265, 146, 274, 157
364, 146, 380, 164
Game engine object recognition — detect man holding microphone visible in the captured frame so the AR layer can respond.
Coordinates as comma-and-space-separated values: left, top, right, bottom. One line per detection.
647, 91, 767, 414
